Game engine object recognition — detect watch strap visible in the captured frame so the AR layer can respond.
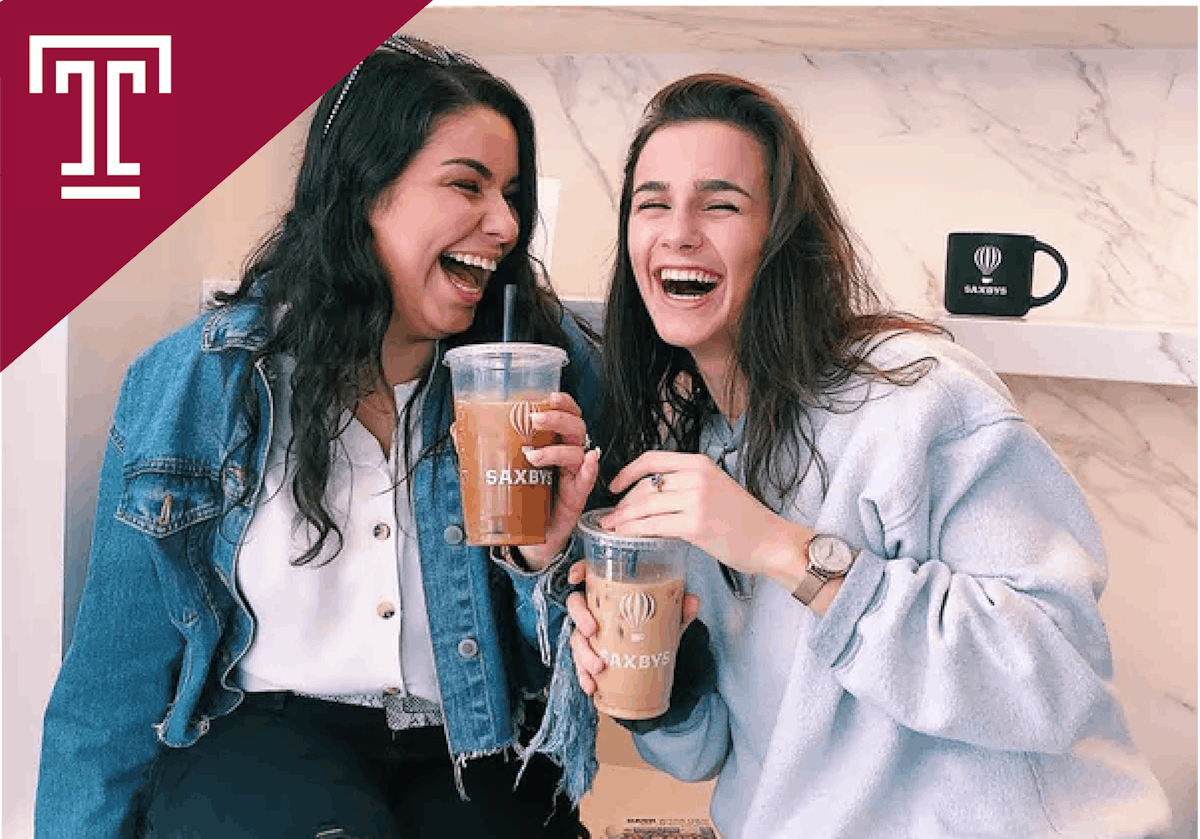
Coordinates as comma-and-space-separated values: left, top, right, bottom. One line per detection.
792, 567, 830, 606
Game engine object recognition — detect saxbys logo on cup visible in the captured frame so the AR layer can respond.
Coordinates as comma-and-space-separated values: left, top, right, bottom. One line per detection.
28, 35, 172, 201
479, 398, 553, 486
483, 466, 554, 486
508, 400, 538, 442
944, 232, 1069, 317
595, 648, 674, 670
596, 588, 675, 667
620, 589, 656, 642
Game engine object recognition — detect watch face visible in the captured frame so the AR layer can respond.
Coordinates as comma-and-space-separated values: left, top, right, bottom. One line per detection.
808, 535, 855, 574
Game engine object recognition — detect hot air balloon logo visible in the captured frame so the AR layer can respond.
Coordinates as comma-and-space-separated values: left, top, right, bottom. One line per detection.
619, 590, 657, 642
973, 245, 1003, 284
509, 400, 537, 443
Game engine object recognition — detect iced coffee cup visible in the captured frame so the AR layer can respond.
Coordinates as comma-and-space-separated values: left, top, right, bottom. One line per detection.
444, 342, 568, 546
577, 509, 690, 720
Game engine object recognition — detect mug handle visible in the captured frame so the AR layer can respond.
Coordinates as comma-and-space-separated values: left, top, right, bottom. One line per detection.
1030, 240, 1069, 307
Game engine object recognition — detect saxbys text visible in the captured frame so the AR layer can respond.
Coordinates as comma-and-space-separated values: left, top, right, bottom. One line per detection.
596, 648, 674, 669
963, 285, 1008, 295
485, 468, 554, 486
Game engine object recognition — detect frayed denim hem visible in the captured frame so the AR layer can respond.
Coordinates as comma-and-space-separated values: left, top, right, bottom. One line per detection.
518, 618, 598, 805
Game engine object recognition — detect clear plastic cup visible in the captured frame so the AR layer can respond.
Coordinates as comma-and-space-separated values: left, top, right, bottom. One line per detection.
444, 343, 568, 546
577, 508, 690, 720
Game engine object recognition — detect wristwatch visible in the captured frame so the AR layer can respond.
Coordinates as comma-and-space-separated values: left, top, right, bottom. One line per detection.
792, 533, 857, 606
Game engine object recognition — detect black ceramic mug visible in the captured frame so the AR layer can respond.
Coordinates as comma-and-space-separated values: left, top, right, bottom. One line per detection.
943, 232, 1068, 317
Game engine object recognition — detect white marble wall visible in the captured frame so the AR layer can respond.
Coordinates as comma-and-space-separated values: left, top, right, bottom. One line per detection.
478, 50, 1196, 330
1004, 375, 1197, 836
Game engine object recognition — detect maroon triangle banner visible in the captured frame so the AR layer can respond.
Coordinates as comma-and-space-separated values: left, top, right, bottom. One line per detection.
0, 0, 431, 370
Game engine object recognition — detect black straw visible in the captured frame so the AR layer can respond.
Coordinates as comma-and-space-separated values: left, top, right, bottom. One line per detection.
502, 284, 516, 343
501, 284, 516, 400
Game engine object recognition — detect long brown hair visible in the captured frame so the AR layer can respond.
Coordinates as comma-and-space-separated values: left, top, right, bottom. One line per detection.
598, 73, 944, 506
219, 42, 595, 564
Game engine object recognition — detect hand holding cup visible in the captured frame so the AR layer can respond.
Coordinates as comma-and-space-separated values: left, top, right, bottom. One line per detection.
518, 392, 601, 568
567, 510, 699, 719
448, 389, 600, 569
567, 560, 700, 700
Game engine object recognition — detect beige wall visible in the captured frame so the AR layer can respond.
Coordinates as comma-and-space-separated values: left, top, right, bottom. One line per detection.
2, 322, 67, 838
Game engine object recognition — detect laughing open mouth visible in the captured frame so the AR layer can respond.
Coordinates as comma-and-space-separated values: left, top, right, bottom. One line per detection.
441, 251, 498, 294
659, 267, 719, 299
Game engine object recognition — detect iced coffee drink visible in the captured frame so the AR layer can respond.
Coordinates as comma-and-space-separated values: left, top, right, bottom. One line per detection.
444, 343, 567, 546
453, 396, 557, 544
577, 509, 690, 720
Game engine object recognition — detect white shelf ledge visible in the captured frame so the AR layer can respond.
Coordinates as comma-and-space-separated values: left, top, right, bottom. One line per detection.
935, 317, 1197, 387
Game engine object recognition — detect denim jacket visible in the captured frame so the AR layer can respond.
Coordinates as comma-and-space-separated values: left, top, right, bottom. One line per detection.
35, 301, 601, 839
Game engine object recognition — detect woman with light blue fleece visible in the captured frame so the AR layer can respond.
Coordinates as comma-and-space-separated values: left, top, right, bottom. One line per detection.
565, 73, 1171, 838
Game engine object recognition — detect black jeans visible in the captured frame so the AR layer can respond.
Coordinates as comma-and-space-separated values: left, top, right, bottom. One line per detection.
141, 692, 582, 839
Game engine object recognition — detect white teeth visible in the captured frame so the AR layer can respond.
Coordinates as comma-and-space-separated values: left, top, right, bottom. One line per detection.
659, 268, 718, 284
444, 252, 498, 272
659, 266, 719, 300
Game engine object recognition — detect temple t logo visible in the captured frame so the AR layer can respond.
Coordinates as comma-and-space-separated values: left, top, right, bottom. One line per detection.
29, 35, 172, 200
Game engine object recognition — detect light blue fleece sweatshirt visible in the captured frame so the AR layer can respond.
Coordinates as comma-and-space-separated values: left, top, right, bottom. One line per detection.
631, 332, 1170, 839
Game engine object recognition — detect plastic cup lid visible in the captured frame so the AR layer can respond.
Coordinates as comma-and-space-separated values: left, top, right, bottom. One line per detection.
443, 342, 568, 369
576, 508, 683, 551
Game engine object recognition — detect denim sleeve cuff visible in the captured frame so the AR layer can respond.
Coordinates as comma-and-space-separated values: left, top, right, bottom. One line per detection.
492, 535, 578, 666
489, 535, 576, 579
807, 547, 888, 668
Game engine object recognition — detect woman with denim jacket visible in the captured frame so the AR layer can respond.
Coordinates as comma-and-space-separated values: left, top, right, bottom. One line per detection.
36, 36, 601, 839
565, 74, 1171, 838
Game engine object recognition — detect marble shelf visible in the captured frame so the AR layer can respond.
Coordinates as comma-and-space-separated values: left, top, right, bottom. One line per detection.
934, 317, 1197, 386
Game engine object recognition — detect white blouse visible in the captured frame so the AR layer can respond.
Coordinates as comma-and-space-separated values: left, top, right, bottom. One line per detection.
234, 363, 441, 708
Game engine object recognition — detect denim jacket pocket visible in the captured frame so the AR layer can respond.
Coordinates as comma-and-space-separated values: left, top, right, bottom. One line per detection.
115, 459, 224, 538
115, 459, 233, 744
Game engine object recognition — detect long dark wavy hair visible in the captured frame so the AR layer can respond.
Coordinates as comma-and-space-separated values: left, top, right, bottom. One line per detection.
218, 40, 595, 565
599, 73, 944, 508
